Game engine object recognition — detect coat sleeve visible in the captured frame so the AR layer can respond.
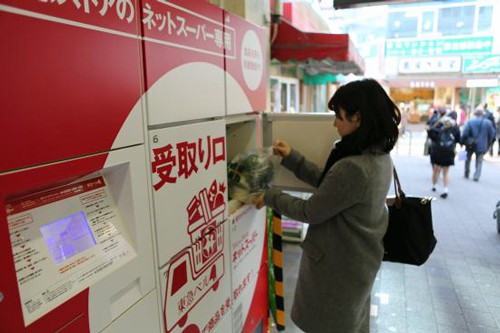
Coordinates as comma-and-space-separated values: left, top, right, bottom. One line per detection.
264, 159, 368, 225
280, 149, 323, 188
461, 124, 470, 144
453, 126, 461, 144
428, 127, 440, 142
488, 123, 496, 145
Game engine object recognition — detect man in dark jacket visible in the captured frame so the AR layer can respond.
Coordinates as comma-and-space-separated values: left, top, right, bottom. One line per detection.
461, 108, 496, 181
483, 103, 497, 156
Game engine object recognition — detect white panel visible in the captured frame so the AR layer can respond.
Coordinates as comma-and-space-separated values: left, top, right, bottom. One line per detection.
225, 73, 253, 115
100, 291, 161, 333
213, 311, 233, 333
160, 220, 232, 333
146, 63, 225, 126
150, 119, 228, 267
228, 205, 266, 333
228, 205, 266, 295
88, 145, 156, 331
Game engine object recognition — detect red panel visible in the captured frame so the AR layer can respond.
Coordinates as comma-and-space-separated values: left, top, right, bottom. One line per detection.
224, 11, 267, 112
140, 0, 225, 90
241, 266, 269, 333
0, 4, 143, 172
0, 153, 106, 333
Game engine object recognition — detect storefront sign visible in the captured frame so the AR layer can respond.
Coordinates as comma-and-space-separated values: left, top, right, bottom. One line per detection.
386, 36, 493, 57
409, 81, 435, 88
398, 56, 461, 74
466, 78, 499, 88
462, 55, 500, 73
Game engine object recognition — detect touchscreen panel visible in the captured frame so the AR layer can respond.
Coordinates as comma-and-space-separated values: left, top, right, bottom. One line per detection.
39, 211, 96, 264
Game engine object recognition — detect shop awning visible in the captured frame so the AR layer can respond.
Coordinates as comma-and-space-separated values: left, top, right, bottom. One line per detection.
271, 19, 365, 76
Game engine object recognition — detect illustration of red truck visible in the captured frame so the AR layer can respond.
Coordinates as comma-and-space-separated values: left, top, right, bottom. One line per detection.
163, 180, 226, 333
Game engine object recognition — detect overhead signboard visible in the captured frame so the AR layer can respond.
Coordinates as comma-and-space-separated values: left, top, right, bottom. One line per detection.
398, 56, 461, 74
462, 55, 500, 73
466, 78, 499, 88
386, 36, 493, 57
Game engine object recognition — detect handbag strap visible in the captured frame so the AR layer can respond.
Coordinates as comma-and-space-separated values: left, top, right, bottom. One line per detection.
392, 166, 406, 208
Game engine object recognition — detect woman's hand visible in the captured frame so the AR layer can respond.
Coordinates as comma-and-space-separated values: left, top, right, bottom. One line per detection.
273, 140, 291, 158
252, 193, 266, 210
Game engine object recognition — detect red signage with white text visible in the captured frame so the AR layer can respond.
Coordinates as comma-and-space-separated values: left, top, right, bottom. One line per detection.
140, 0, 226, 125
0, 0, 144, 173
224, 11, 267, 115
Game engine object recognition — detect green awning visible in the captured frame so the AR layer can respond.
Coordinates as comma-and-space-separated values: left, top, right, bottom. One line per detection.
303, 73, 345, 85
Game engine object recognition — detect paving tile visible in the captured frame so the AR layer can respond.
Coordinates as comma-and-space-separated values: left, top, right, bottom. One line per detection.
437, 324, 470, 333
434, 309, 468, 329
462, 309, 498, 328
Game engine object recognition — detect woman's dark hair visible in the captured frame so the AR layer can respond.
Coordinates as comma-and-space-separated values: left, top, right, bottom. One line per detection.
328, 78, 401, 153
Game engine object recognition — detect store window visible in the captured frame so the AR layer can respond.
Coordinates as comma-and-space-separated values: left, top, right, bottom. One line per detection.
421, 11, 435, 34
438, 5, 474, 36
312, 85, 327, 113
477, 6, 492, 32
270, 76, 300, 113
387, 11, 418, 38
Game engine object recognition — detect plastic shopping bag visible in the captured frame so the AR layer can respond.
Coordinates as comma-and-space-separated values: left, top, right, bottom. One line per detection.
227, 147, 281, 204
458, 149, 467, 161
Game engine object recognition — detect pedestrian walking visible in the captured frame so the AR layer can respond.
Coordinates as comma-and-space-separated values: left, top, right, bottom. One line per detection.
496, 106, 500, 156
483, 103, 497, 156
428, 116, 460, 198
461, 108, 496, 181
424, 107, 446, 156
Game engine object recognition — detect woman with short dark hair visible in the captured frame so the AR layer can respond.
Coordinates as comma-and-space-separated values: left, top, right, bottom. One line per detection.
253, 78, 401, 332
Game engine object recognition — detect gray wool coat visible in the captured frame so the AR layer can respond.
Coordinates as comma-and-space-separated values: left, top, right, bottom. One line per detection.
264, 148, 393, 333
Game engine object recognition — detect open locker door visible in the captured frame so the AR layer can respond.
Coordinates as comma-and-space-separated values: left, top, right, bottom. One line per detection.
263, 113, 340, 192
262, 113, 340, 242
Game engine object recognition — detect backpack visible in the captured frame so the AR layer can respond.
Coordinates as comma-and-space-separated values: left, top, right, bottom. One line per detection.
438, 128, 454, 149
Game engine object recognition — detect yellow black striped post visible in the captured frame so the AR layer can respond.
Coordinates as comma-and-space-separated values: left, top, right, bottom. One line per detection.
272, 210, 285, 331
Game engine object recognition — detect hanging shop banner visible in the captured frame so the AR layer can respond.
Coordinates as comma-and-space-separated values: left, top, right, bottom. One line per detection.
462, 55, 500, 73
386, 36, 493, 57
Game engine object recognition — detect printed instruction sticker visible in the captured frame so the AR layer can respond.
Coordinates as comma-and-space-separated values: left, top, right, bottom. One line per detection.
7, 176, 136, 326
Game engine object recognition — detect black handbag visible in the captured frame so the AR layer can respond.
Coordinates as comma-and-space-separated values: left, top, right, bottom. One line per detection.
465, 140, 477, 153
464, 119, 483, 153
383, 167, 437, 266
